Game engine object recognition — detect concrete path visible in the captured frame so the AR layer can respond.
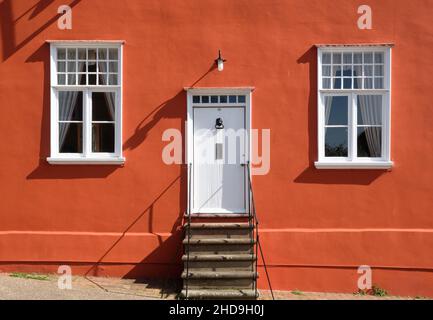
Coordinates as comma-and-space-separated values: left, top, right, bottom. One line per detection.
0, 273, 427, 300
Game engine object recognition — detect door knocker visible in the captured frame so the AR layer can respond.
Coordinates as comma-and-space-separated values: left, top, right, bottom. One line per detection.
215, 118, 224, 129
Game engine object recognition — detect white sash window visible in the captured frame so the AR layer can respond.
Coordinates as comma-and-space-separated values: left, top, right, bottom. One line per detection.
47, 41, 124, 165
315, 45, 393, 169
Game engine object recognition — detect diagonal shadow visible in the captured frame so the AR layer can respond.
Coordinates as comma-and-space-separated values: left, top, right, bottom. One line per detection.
294, 45, 385, 185
0, 0, 82, 62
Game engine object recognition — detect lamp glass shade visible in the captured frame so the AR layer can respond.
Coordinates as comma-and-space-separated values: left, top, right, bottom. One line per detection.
217, 59, 224, 71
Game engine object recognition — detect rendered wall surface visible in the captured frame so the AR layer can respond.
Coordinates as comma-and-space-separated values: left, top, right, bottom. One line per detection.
0, 0, 432, 296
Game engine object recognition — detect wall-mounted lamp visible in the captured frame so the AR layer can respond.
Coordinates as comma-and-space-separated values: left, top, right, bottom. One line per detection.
215, 50, 226, 72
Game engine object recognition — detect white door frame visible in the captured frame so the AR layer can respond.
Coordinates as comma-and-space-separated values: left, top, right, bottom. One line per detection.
185, 87, 254, 215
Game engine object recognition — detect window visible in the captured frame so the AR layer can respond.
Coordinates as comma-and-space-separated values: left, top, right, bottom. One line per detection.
315, 45, 393, 169
47, 42, 124, 165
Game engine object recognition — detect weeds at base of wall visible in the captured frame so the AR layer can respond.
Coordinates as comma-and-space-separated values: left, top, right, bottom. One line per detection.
355, 285, 388, 297
9, 272, 50, 281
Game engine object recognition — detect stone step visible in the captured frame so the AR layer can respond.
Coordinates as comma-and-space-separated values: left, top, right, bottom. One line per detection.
182, 270, 256, 279
186, 213, 251, 219
183, 238, 255, 245
187, 231, 252, 239
183, 278, 255, 289
184, 261, 254, 271
185, 244, 254, 255
180, 289, 257, 300
182, 271, 257, 290
186, 223, 253, 229
183, 254, 256, 270
182, 254, 256, 261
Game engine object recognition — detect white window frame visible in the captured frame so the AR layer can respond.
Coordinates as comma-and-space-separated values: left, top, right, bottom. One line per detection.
47, 41, 125, 165
315, 45, 393, 169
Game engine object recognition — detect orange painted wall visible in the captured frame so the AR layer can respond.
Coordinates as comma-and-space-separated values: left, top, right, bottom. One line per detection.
1, 0, 433, 297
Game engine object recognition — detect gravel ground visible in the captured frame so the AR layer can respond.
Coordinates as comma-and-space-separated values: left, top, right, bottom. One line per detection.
0, 273, 428, 300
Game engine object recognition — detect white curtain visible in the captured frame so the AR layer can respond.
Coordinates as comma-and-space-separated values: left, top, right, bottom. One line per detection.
324, 96, 333, 126
98, 60, 115, 121
358, 95, 382, 157
59, 91, 80, 150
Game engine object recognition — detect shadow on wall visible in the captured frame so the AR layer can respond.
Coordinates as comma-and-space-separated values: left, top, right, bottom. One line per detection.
25, 43, 119, 179
294, 45, 385, 185
0, 0, 82, 61
84, 174, 186, 283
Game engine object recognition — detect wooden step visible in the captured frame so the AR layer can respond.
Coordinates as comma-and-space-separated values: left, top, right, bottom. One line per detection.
180, 289, 258, 300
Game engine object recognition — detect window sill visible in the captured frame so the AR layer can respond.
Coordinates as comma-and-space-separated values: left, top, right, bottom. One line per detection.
314, 161, 393, 170
47, 157, 125, 165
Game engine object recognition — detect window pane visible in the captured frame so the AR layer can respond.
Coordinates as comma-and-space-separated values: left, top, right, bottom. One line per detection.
343, 65, 352, 77
333, 78, 341, 89
57, 61, 66, 72
374, 65, 384, 77
354, 53, 362, 64
92, 92, 115, 121
57, 48, 66, 60
109, 74, 118, 85
193, 96, 200, 103
87, 61, 97, 72
78, 61, 86, 73
59, 91, 83, 121
324, 96, 348, 125
364, 65, 373, 77
343, 78, 352, 89
109, 61, 118, 73
78, 73, 86, 85
374, 52, 384, 63
109, 48, 118, 60
202, 96, 209, 103
88, 73, 97, 85
92, 123, 115, 153
67, 74, 76, 85
228, 95, 236, 103
98, 48, 107, 60
67, 48, 76, 60
364, 52, 373, 63
364, 77, 373, 89
332, 53, 342, 64
357, 95, 382, 125
87, 49, 97, 60
220, 95, 227, 103
322, 53, 331, 64
322, 65, 331, 76
78, 48, 86, 60
67, 61, 76, 73
238, 95, 246, 103
322, 78, 331, 89
332, 65, 342, 77
343, 53, 352, 64
374, 77, 384, 89
357, 127, 382, 157
58, 74, 66, 85
59, 123, 83, 153
354, 77, 362, 89
325, 127, 348, 157
98, 73, 108, 85
210, 96, 218, 103
353, 65, 362, 77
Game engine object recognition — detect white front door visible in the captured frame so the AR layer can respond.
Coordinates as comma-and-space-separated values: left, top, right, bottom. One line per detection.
193, 107, 246, 213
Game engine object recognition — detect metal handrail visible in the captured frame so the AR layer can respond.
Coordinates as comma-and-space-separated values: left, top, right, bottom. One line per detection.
246, 161, 274, 300
185, 163, 192, 299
